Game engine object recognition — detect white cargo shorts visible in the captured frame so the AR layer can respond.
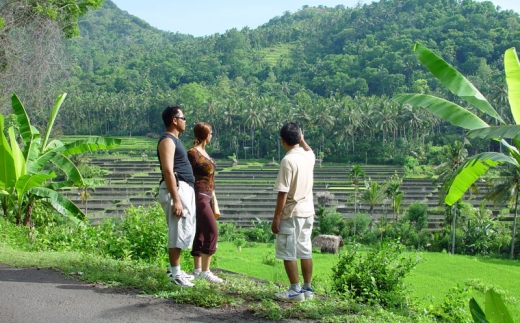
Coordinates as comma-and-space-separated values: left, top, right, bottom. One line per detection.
158, 181, 196, 249
275, 216, 313, 261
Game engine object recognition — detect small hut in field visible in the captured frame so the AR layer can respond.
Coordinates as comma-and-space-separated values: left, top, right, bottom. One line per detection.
312, 235, 344, 254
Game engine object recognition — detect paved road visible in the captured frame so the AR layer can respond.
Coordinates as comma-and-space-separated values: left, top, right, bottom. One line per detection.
0, 264, 282, 323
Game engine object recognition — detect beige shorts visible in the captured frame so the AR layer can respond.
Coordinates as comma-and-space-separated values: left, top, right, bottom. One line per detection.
275, 216, 314, 261
158, 181, 196, 249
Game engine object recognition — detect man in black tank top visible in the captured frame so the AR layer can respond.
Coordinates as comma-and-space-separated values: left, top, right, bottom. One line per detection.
157, 106, 196, 287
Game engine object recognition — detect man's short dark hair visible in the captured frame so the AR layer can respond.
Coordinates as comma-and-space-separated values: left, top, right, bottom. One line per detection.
162, 105, 181, 127
280, 123, 301, 146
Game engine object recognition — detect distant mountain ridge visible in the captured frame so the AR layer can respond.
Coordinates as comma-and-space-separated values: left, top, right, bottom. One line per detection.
55, 0, 520, 165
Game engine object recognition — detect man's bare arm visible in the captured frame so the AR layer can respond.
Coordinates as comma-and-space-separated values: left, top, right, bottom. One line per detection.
271, 191, 288, 234
300, 132, 312, 152
158, 139, 183, 217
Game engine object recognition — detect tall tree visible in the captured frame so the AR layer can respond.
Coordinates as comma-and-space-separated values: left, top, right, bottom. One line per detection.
0, 93, 120, 226
394, 43, 520, 258
348, 165, 365, 239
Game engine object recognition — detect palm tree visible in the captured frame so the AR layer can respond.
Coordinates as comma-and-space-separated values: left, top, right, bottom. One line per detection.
337, 97, 365, 156
370, 98, 398, 147
394, 43, 520, 258
243, 100, 266, 159
312, 100, 336, 155
484, 165, 520, 258
348, 165, 365, 239
433, 140, 470, 254
362, 179, 385, 225
384, 171, 403, 221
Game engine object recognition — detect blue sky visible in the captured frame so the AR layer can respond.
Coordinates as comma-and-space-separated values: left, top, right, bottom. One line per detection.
110, 0, 520, 37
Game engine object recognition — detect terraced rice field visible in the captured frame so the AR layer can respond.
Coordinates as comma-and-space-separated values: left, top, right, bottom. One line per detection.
61, 151, 501, 228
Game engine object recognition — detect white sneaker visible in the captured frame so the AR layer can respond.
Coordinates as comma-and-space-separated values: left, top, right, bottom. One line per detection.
167, 271, 194, 287
198, 271, 223, 283
166, 270, 195, 281
179, 270, 195, 281
275, 289, 305, 302
302, 287, 314, 300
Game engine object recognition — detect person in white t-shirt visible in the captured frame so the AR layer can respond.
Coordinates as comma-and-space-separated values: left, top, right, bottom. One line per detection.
271, 122, 316, 302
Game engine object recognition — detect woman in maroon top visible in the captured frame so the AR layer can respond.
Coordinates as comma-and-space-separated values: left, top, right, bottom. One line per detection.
188, 122, 223, 283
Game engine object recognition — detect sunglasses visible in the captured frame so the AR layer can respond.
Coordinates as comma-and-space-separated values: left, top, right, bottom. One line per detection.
174, 116, 186, 121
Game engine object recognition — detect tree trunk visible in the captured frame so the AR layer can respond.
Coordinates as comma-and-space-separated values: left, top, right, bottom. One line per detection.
451, 205, 457, 254
23, 200, 35, 227
511, 190, 518, 259
353, 190, 357, 240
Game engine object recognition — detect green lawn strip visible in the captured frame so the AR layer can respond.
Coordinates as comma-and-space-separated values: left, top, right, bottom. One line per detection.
3, 241, 516, 321
404, 252, 520, 318
215, 242, 520, 321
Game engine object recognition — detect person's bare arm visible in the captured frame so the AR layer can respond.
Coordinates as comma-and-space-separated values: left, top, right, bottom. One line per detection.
271, 191, 288, 234
158, 139, 183, 217
300, 132, 312, 152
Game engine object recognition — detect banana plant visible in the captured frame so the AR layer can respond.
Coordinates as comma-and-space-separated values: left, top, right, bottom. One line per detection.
0, 93, 121, 226
469, 289, 513, 323
394, 43, 520, 258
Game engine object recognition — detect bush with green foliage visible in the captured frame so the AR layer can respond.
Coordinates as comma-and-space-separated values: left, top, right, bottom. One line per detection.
331, 241, 420, 307
405, 202, 430, 249
32, 204, 168, 262
243, 217, 275, 243
313, 205, 348, 239
433, 285, 472, 323
344, 212, 373, 243
461, 204, 497, 256
217, 221, 240, 242
0, 217, 31, 250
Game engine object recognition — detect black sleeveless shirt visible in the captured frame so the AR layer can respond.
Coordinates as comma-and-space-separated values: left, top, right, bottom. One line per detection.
157, 133, 195, 187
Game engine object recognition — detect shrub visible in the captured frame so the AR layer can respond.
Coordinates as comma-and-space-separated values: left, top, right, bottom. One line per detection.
0, 217, 31, 250
313, 205, 348, 238
117, 204, 168, 261
217, 221, 240, 242
244, 218, 275, 243
344, 212, 372, 242
331, 241, 420, 307
433, 285, 472, 323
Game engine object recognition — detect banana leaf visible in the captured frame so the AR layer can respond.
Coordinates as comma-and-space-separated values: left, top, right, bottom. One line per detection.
41, 93, 66, 152
30, 187, 85, 222
61, 137, 122, 156
469, 298, 489, 323
0, 115, 16, 190
414, 43, 503, 124
485, 289, 513, 323
393, 93, 489, 130
445, 155, 504, 205
11, 93, 41, 162
467, 125, 520, 140
505, 47, 520, 125
8, 127, 25, 181
15, 172, 56, 205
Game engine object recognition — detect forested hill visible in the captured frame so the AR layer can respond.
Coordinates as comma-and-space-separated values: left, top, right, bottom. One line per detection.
59, 0, 520, 163
69, 0, 520, 97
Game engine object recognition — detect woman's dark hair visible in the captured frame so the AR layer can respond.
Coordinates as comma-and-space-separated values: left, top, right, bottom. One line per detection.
280, 122, 300, 146
193, 122, 212, 145
162, 105, 181, 127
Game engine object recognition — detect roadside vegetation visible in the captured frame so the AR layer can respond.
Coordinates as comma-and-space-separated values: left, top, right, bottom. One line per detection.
2, 2, 520, 322
1, 204, 518, 322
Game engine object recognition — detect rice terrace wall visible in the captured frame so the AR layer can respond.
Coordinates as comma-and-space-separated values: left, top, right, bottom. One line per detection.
61, 150, 498, 229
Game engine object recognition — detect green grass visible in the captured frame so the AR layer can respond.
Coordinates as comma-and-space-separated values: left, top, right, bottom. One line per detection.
406, 252, 520, 315
215, 242, 520, 321
258, 43, 295, 67
2, 235, 519, 322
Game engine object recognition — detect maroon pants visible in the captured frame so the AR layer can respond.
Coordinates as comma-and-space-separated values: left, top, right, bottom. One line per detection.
191, 191, 218, 256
